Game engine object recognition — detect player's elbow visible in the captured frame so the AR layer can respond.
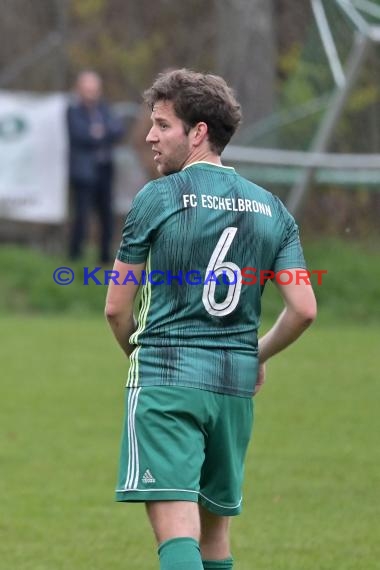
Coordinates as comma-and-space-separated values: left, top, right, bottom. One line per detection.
295, 298, 317, 328
281, 282, 318, 328
105, 301, 133, 326
301, 308, 317, 329
104, 302, 120, 322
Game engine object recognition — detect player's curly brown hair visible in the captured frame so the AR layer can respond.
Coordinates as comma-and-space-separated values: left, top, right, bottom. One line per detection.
144, 68, 242, 155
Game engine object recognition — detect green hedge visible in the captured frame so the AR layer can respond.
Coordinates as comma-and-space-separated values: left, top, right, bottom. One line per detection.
0, 240, 378, 322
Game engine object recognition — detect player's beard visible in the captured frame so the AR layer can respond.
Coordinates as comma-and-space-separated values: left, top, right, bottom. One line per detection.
159, 139, 190, 176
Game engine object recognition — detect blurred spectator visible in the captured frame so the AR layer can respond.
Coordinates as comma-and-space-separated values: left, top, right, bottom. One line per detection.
67, 70, 125, 263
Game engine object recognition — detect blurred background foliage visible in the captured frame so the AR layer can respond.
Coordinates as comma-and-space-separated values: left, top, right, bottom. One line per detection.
0, 239, 379, 321
0, 0, 379, 256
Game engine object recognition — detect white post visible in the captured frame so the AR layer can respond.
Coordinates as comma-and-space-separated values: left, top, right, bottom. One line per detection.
287, 32, 372, 216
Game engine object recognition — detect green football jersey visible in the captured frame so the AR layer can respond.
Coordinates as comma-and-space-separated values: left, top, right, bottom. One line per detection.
117, 162, 306, 397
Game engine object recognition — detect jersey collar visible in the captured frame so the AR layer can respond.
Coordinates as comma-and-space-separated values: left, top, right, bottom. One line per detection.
182, 161, 235, 172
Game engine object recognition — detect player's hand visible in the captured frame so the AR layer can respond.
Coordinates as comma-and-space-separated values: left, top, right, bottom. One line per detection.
254, 362, 266, 395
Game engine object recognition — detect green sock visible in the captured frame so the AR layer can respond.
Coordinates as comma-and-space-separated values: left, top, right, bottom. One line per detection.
158, 537, 203, 570
202, 558, 234, 569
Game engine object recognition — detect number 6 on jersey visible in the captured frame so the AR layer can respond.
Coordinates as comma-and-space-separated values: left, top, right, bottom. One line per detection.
202, 227, 242, 317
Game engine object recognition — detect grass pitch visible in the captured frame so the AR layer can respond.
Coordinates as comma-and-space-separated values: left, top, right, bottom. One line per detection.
1, 316, 378, 570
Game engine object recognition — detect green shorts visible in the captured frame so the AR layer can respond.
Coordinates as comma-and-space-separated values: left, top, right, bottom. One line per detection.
115, 386, 254, 516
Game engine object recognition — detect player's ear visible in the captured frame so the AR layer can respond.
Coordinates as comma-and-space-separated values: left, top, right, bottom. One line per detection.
190, 122, 208, 148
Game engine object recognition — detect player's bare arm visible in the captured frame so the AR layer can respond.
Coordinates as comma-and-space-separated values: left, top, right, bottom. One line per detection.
105, 259, 145, 356
258, 268, 317, 365
253, 362, 266, 395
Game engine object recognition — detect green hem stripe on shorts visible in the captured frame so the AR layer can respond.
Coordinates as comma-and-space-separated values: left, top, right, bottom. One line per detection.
115, 488, 242, 516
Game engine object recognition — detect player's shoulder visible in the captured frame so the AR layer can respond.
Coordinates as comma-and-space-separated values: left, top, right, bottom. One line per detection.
137, 171, 188, 196
236, 173, 296, 224
237, 174, 282, 205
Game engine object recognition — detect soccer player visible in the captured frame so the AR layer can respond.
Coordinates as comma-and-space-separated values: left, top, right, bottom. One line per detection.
105, 69, 317, 570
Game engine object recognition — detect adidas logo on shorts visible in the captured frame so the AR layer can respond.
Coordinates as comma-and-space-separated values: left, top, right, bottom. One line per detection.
142, 469, 156, 484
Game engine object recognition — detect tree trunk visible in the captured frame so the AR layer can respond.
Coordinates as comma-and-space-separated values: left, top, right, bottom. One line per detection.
215, 0, 276, 125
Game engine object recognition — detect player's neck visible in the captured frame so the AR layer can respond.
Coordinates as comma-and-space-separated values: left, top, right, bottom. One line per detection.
183, 150, 222, 169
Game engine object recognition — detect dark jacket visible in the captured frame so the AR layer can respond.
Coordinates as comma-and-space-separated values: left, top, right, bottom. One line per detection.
67, 99, 124, 185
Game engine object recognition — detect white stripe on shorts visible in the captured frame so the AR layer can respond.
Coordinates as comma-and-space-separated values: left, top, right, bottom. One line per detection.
124, 387, 141, 490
